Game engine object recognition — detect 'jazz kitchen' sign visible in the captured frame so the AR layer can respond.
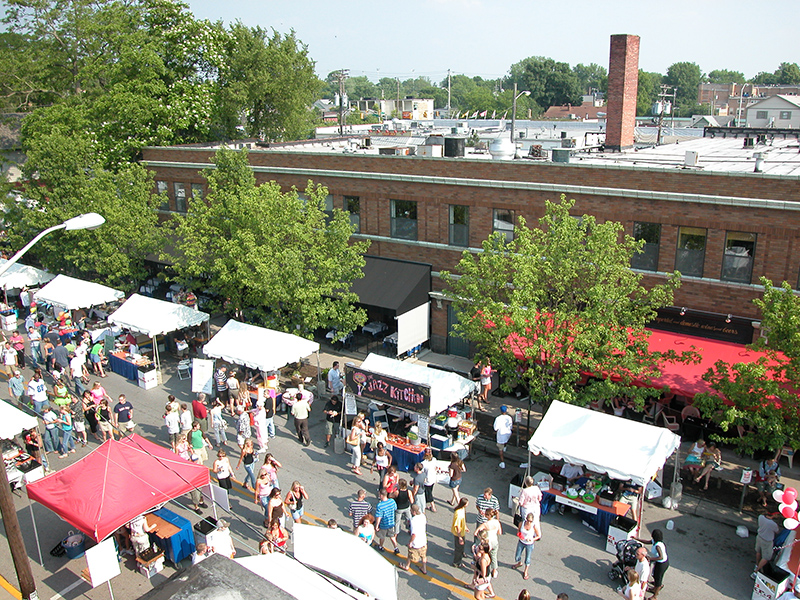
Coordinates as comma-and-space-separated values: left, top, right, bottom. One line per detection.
345, 367, 431, 415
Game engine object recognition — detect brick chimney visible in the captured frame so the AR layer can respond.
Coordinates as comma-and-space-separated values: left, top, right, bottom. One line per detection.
606, 34, 639, 152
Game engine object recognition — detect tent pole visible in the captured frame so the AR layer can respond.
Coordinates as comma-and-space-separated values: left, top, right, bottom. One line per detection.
153, 335, 161, 384
316, 350, 321, 393
107, 580, 115, 600
27, 497, 43, 566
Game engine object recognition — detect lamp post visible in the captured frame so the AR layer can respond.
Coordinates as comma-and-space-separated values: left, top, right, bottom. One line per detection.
0, 212, 104, 600
510, 83, 531, 157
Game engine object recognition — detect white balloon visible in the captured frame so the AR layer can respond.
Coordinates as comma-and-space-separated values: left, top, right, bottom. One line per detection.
789, 501, 798, 512
774, 489, 787, 503
785, 517, 800, 530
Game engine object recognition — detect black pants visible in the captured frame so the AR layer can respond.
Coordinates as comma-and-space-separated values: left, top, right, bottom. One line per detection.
295, 418, 310, 444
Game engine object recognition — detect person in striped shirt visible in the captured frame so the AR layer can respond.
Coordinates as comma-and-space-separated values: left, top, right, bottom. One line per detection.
348, 489, 372, 531
475, 487, 500, 526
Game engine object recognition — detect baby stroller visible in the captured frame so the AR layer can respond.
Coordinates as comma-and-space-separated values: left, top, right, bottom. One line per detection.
608, 539, 642, 583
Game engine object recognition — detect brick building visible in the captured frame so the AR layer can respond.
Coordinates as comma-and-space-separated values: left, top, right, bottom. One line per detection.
139, 35, 800, 358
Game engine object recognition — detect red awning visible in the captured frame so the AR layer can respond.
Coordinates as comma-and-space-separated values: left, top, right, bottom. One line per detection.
27, 434, 210, 542
643, 330, 773, 398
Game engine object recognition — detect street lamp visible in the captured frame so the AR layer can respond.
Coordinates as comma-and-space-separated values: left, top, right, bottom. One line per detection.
0, 211, 104, 600
0, 212, 105, 278
510, 83, 531, 156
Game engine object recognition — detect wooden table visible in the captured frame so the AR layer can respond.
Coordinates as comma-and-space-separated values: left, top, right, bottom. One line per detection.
145, 513, 181, 539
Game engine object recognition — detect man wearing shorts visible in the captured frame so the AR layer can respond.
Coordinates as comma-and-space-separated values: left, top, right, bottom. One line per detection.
754, 511, 780, 579
373, 489, 400, 553
113, 394, 135, 433
323, 395, 340, 448
401, 504, 428, 574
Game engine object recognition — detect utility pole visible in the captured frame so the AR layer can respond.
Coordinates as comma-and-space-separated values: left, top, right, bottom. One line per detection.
396, 78, 400, 119
335, 69, 349, 136
446, 69, 452, 116
0, 466, 37, 600
656, 85, 677, 146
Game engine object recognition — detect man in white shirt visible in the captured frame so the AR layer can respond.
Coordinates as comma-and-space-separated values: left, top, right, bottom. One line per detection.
27, 369, 49, 414
400, 504, 428, 574
632, 546, 651, 588
493, 405, 513, 469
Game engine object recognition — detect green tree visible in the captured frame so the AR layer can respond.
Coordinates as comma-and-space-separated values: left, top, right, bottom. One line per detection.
573, 63, 608, 94
664, 62, 704, 116
707, 69, 746, 84
694, 279, 800, 454
442, 196, 692, 411
170, 148, 370, 336
3, 110, 163, 290
753, 71, 778, 86
509, 57, 582, 114
637, 70, 662, 116
774, 62, 800, 85
217, 24, 321, 141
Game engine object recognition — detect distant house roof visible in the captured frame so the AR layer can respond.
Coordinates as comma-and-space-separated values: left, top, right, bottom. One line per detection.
542, 101, 606, 120
0, 113, 23, 151
746, 95, 800, 110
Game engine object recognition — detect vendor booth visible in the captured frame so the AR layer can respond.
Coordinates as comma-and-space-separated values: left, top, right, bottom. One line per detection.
0, 259, 54, 291
108, 294, 210, 389
346, 353, 478, 470
527, 401, 681, 545
26, 434, 209, 573
34, 274, 124, 312
1, 400, 44, 489
203, 319, 320, 374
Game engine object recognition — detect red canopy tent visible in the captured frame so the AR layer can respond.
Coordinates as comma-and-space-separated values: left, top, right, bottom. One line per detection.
27, 434, 210, 542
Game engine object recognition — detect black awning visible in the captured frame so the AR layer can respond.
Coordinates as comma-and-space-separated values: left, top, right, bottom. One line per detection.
352, 255, 431, 315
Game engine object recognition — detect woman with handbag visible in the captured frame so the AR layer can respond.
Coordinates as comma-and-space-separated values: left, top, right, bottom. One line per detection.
470, 541, 494, 599
348, 414, 367, 475
511, 512, 541, 580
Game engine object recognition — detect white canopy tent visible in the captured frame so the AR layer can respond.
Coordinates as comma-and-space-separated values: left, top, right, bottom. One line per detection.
290, 523, 398, 600
34, 274, 123, 311
108, 294, 210, 382
527, 400, 681, 487
360, 353, 478, 417
237, 552, 370, 600
0, 400, 38, 441
203, 320, 320, 375
0, 259, 54, 291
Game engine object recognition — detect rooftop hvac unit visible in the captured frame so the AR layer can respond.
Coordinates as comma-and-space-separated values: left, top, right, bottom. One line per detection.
744, 137, 755, 148
551, 148, 571, 164
684, 151, 699, 167
561, 138, 576, 148
528, 145, 544, 158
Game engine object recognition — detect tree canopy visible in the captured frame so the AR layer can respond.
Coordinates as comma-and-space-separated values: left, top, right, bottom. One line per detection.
664, 62, 704, 116
442, 196, 693, 411
169, 148, 370, 337
693, 279, 800, 454
707, 69, 746, 84
636, 70, 663, 116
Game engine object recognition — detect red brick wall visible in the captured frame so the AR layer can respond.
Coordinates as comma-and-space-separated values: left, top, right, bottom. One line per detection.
605, 34, 640, 151
142, 147, 800, 323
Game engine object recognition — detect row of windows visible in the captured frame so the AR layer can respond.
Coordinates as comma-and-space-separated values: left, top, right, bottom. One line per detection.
632, 222, 756, 284
755, 110, 793, 120
157, 185, 758, 286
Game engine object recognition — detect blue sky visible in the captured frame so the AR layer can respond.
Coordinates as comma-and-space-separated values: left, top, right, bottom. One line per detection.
186, 0, 797, 83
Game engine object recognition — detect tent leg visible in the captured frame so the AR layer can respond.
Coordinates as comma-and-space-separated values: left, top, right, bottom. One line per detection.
153, 335, 162, 385
635, 488, 645, 536
316, 350, 322, 393
27, 497, 43, 567
107, 580, 114, 600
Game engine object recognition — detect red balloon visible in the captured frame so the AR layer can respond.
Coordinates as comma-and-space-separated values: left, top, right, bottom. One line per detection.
783, 488, 798, 505
782, 505, 796, 519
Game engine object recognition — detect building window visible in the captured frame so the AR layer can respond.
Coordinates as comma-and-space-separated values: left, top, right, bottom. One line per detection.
323, 194, 334, 223
391, 199, 417, 240
631, 222, 661, 271
780, 111, 792, 120
493, 209, 514, 242
721, 231, 756, 283
156, 181, 169, 211
449, 205, 469, 247
675, 226, 707, 277
345, 196, 360, 233
173, 182, 186, 213
756, 110, 768, 120
191, 183, 203, 202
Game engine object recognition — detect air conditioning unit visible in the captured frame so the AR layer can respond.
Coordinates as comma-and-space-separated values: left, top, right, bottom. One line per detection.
684, 151, 699, 167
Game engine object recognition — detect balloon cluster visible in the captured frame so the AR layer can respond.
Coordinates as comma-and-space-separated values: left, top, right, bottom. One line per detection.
775, 487, 799, 529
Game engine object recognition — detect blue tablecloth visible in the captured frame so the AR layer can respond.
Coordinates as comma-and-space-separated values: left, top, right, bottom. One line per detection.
389, 445, 426, 473
109, 353, 138, 381
541, 491, 619, 537
151, 508, 195, 566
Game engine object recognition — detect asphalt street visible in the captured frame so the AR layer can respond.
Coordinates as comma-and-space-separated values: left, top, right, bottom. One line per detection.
0, 354, 759, 600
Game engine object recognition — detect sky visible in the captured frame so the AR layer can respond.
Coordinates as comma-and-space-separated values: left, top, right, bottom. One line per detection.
186, 0, 797, 84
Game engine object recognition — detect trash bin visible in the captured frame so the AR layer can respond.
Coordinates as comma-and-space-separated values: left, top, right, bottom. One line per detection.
753, 563, 790, 600
606, 515, 637, 554
61, 532, 86, 559
508, 473, 524, 510
193, 517, 217, 545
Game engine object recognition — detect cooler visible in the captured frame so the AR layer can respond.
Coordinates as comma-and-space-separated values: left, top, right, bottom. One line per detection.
138, 367, 158, 390
1, 313, 16, 331
430, 434, 452, 451
193, 517, 217, 545
606, 514, 637, 554
508, 473, 524, 510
